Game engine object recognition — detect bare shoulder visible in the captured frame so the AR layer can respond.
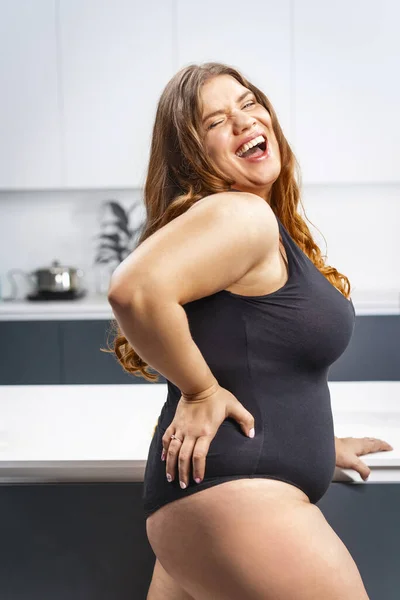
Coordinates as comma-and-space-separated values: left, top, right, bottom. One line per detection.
189, 190, 275, 222
188, 190, 278, 242
188, 189, 279, 251
109, 190, 279, 306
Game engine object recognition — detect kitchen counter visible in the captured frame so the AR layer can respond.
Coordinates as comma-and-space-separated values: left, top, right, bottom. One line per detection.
0, 381, 398, 484
0, 289, 399, 320
0, 294, 113, 321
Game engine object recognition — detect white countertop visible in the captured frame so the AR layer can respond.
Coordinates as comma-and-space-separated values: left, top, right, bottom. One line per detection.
0, 289, 399, 320
0, 381, 399, 485
0, 294, 114, 321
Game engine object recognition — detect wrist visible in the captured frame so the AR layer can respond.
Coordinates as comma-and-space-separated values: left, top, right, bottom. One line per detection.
181, 379, 220, 402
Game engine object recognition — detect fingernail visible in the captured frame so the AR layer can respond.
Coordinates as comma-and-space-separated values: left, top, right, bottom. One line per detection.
194, 477, 202, 484
249, 428, 255, 438
161, 449, 166, 461
166, 473, 172, 482
180, 481, 187, 489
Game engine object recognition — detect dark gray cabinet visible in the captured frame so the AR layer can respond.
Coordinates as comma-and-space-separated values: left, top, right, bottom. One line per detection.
0, 321, 62, 384
60, 320, 138, 384
0, 316, 398, 384
0, 481, 399, 600
329, 315, 400, 380
60, 320, 166, 384
0, 320, 166, 385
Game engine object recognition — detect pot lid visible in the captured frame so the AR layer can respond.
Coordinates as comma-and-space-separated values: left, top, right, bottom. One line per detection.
34, 260, 78, 273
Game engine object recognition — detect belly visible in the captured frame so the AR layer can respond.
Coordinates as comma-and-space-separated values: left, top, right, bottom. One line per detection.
144, 387, 336, 513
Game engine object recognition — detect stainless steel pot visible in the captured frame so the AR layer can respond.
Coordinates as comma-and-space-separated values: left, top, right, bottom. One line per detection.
5, 261, 85, 299
32, 260, 84, 293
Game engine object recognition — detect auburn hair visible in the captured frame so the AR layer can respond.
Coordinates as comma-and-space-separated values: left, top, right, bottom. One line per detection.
101, 62, 351, 382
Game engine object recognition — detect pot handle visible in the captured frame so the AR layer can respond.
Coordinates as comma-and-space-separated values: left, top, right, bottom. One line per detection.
4, 269, 36, 300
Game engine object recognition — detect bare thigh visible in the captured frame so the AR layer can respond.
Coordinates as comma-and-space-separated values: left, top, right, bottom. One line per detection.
146, 479, 369, 600
147, 557, 195, 600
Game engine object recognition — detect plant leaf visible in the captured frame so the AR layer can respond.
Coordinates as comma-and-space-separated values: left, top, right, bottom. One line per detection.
99, 233, 121, 244
108, 201, 129, 225
98, 243, 125, 252
94, 257, 114, 264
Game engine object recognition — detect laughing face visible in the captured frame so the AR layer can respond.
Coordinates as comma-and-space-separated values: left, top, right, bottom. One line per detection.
200, 74, 281, 202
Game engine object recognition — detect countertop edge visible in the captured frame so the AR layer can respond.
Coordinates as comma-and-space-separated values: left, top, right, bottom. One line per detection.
1, 461, 400, 484
0, 291, 399, 319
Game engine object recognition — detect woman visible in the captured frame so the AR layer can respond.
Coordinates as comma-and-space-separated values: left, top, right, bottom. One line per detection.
107, 63, 393, 600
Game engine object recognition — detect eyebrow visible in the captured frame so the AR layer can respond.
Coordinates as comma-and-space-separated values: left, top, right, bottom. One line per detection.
202, 90, 253, 124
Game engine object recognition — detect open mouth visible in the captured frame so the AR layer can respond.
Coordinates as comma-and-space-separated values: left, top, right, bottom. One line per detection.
236, 137, 268, 159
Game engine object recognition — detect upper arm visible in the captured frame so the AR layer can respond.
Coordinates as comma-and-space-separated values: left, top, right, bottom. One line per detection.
108, 192, 279, 306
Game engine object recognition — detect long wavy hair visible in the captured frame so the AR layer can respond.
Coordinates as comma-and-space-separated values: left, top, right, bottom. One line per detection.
102, 62, 351, 382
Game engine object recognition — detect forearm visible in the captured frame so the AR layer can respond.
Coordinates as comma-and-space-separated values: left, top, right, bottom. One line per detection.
109, 291, 218, 397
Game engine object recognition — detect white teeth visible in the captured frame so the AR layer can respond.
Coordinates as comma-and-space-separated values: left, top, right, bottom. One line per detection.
236, 135, 265, 157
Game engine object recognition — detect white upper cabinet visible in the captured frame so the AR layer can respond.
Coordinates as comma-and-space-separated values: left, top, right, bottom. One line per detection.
176, 0, 293, 143
3, 1, 397, 189
59, 0, 175, 188
0, 1, 62, 189
293, 0, 400, 183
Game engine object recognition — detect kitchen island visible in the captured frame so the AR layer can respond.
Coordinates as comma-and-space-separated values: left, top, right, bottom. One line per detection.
0, 381, 398, 482
1, 381, 399, 599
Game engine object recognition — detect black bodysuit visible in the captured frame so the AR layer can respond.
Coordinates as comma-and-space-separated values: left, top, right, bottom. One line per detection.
142, 208, 355, 518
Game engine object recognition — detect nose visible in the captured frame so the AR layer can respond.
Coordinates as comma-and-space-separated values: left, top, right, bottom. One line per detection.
232, 112, 257, 134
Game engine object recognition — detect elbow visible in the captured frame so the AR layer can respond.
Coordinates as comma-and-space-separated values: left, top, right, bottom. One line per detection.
107, 277, 158, 309
108, 288, 126, 308
107, 262, 145, 306
107, 275, 124, 304
107, 274, 135, 307
108, 281, 136, 308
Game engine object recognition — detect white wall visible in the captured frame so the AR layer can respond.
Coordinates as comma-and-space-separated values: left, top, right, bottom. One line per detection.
301, 184, 400, 294
0, 182, 398, 301
0, 189, 146, 300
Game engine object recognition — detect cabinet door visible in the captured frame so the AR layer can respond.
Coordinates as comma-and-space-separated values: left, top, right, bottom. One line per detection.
293, 0, 399, 183
59, 0, 175, 188
329, 315, 400, 381
61, 320, 166, 384
176, 0, 292, 141
0, 0, 63, 189
0, 321, 61, 384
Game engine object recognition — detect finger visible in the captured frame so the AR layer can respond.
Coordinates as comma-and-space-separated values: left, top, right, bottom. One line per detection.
178, 437, 196, 489
192, 436, 211, 484
162, 430, 180, 483
165, 438, 181, 483
374, 438, 393, 450
161, 428, 173, 458
364, 437, 394, 452
228, 403, 255, 438
351, 457, 371, 481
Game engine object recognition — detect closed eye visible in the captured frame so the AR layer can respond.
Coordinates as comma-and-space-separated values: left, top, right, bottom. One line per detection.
208, 100, 256, 130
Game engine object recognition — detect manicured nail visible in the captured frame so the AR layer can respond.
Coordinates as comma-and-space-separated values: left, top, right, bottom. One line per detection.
180, 481, 187, 489
249, 428, 255, 438
194, 477, 202, 484
161, 449, 166, 461
166, 473, 172, 482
